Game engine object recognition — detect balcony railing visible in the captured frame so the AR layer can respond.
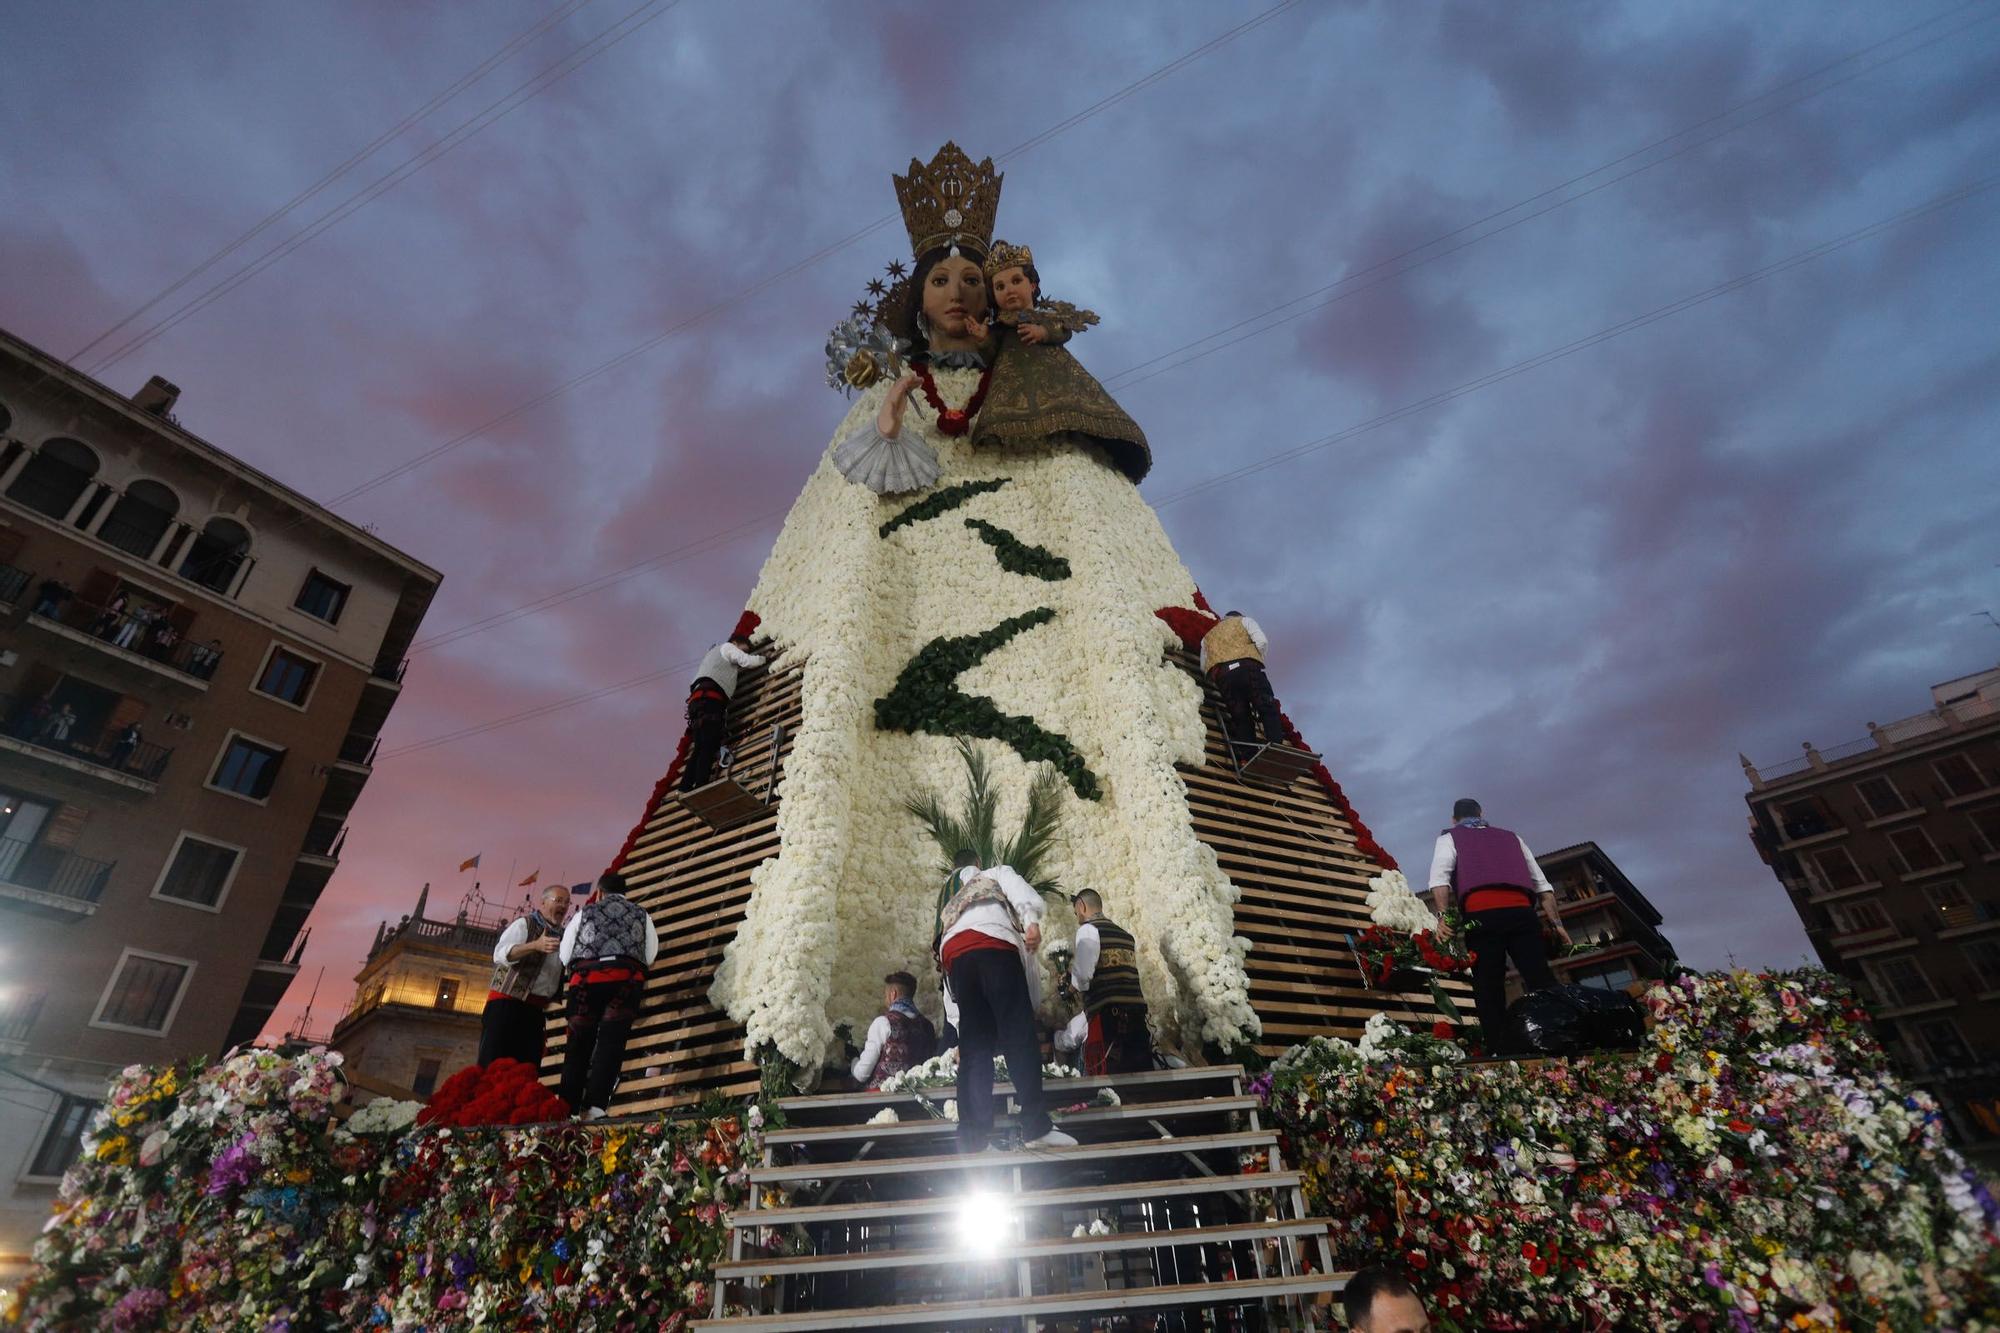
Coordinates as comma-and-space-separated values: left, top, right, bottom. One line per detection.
28, 596, 223, 681
301, 824, 349, 860
0, 836, 116, 904
0, 692, 175, 782
0, 561, 29, 605
371, 658, 409, 686
0, 991, 43, 1044
337, 733, 381, 767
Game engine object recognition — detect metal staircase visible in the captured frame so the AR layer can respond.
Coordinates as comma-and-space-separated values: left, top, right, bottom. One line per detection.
697, 1064, 1346, 1331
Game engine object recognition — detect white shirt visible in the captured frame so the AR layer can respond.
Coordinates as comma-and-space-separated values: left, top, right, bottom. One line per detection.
1198, 615, 1268, 672
695, 641, 768, 698
1053, 1010, 1089, 1054
851, 1013, 895, 1083
1070, 921, 1102, 995
558, 897, 661, 968
939, 864, 1046, 1008
1425, 825, 1555, 895
492, 914, 566, 999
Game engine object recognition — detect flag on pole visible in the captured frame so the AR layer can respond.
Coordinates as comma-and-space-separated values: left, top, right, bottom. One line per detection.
519, 868, 540, 887
459, 853, 481, 873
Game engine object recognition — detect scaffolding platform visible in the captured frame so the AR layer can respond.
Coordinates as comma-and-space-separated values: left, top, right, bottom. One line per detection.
676, 723, 785, 832
1230, 739, 1320, 785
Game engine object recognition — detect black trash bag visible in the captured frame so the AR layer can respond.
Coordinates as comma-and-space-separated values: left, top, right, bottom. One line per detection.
1504, 987, 1587, 1056
1505, 984, 1647, 1056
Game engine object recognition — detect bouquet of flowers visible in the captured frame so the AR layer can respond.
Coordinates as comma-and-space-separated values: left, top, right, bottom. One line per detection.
416, 1058, 569, 1127
1353, 871, 1474, 1020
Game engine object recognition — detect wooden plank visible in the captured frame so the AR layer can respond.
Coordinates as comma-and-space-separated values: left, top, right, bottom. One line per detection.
763, 1094, 1259, 1145
727, 1169, 1302, 1228
749, 1130, 1276, 1184
778, 1063, 1242, 1115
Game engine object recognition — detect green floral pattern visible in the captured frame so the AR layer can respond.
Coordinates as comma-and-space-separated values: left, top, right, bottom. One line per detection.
878, 477, 1010, 537
962, 517, 1071, 581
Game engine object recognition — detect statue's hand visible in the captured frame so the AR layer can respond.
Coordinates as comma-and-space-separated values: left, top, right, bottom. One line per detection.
1017, 322, 1048, 346
878, 370, 920, 437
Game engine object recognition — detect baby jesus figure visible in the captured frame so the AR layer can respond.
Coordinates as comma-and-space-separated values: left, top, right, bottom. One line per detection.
968, 240, 1151, 484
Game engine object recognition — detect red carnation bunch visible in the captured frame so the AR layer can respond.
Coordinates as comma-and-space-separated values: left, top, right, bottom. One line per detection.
416, 1058, 569, 1128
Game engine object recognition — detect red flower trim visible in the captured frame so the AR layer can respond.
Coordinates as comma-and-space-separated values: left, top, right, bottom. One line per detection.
914, 362, 994, 436
608, 611, 760, 873
1155, 605, 1219, 649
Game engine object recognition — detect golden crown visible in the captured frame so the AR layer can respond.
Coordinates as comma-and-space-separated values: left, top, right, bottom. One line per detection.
894, 142, 1001, 258
984, 240, 1035, 278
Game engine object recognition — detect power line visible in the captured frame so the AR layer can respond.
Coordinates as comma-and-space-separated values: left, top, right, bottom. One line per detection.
396, 5, 1982, 659
83, 0, 687, 377
68, 0, 598, 363
374, 175, 1997, 759
1098, 1, 1995, 392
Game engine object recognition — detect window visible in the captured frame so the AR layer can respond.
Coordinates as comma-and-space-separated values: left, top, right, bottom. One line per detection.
178, 517, 250, 594
255, 646, 319, 707
5, 438, 98, 521
1862, 956, 1938, 1010
1776, 797, 1834, 840
1964, 939, 2000, 991
1828, 899, 1891, 935
1936, 753, 1989, 799
26, 1094, 100, 1179
1909, 1018, 1974, 1068
1854, 776, 1910, 819
433, 978, 461, 1011
1809, 846, 1868, 892
210, 735, 284, 801
153, 833, 242, 910
92, 951, 194, 1034
1573, 962, 1637, 991
1922, 879, 1972, 920
98, 480, 180, 559
411, 1058, 443, 1098
1886, 826, 1947, 874
1968, 805, 2000, 855
294, 569, 350, 624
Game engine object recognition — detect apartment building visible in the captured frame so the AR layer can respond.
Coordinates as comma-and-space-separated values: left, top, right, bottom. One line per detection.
330, 883, 507, 1104
1535, 841, 1678, 991
1744, 663, 2000, 1159
0, 327, 440, 1273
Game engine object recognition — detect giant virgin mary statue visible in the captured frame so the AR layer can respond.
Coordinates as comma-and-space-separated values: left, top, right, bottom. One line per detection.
709, 143, 1256, 1071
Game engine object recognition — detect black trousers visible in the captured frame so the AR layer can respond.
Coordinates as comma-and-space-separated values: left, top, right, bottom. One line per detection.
680, 690, 728, 791
558, 977, 644, 1112
948, 947, 1051, 1151
477, 996, 549, 1069
1214, 661, 1285, 746
1468, 906, 1557, 1052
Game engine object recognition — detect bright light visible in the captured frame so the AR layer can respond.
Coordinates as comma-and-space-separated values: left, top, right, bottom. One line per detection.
954, 1190, 1015, 1254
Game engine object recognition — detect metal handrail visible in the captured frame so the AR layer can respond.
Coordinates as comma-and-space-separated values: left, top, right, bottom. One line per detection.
0, 561, 29, 605
27, 595, 223, 681
0, 692, 175, 781
0, 836, 116, 903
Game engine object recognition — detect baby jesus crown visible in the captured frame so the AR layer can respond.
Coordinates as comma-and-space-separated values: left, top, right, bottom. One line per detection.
984, 240, 1034, 278
894, 142, 1001, 258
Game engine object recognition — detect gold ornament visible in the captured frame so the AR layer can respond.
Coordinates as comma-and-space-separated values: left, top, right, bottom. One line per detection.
984, 240, 1035, 278
894, 142, 1002, 259
843, 349, 884, 391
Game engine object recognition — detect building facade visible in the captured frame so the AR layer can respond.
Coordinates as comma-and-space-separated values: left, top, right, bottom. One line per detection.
0, 328, 439, 1275
1535, 841, 1678, 992
330, 884, 507, 1104
1744, 663, 2000, 1159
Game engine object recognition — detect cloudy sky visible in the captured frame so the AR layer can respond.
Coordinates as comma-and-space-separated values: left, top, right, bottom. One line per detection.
3, 1, 1996, 1035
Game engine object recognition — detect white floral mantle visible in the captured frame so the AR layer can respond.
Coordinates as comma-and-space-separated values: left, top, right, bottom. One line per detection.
710, 368, 1258, 1069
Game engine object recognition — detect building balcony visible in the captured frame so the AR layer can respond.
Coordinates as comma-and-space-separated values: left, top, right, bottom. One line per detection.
0, 561, 29, 609
0, 990, 46, 1053
1804, 878, 1885, 905
1840, 932, 1921, 959
1937, 903, 2000, 940
1898, 860, 1966, 883
350, 659, 407, 736
0, 695, 172, 792
1944, 784, 2000, 810
24, 597, 222, 688
319, 735, 376, 815
0, 836, 115, 919
1776, 824, 1849, 853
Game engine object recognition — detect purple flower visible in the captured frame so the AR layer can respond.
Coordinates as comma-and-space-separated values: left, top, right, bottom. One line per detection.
109, 1287, 169, 1330
205, 1133, 261, 1197
449, 1251, 475, 1284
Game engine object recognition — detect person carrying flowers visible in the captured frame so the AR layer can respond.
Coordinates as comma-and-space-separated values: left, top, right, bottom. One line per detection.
1426, 798, 1571, 1053
1067, 889, 1152, 1075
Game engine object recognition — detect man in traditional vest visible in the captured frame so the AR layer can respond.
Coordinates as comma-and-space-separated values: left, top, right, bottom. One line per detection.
1199, 610, 1288, 749
1427, 799, 1571, 1054
1067, 889, 1152, 1075
936, 849, 1077, 1152
851, 971, 939, 1089
478, 883, 572, 1068
679, 632, 768, 791
556, 872, 660, 1119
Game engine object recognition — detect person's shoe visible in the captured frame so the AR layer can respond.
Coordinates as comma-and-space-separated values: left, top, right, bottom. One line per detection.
582, 1106, 608, 1122
1026, 1128, 1077, 1148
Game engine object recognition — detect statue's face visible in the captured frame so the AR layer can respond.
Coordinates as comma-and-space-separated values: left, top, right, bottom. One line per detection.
921, 253, 989, 346
990, 266, 1035, 314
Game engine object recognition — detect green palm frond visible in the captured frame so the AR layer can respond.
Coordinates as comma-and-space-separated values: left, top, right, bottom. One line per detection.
905, 739, 1066, 896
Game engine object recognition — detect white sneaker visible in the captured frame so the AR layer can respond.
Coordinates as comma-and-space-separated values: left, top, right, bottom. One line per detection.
582, 1106, 608, 1122
1026, 1128, 1077, 1148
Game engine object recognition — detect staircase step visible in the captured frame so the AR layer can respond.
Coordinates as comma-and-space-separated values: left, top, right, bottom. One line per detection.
778, 1064, 1243, 1122
691, 1271, 1344, 1330
715, 1216, 1333, 1278
763, 1094, 1258, 1146
732, 1170, 1299, 1228
750, 1130, 1276, 1184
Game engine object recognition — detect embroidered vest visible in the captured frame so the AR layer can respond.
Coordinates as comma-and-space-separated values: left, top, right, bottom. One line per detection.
489, 915, 560, 1001
568, 895, 651, 973
1446, 823, 1535, 906
1201, 617, 1263, 669
872, 1008, 938, 1088
1081, 918, 1146, 1017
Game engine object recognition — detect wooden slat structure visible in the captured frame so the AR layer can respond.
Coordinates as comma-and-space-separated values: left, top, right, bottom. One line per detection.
554, 646, 1462, 1112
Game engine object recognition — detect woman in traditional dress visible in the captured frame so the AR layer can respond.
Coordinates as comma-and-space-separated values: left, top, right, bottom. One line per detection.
710, 143, 1255, 1079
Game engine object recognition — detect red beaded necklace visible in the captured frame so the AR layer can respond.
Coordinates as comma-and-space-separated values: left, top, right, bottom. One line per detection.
913, 360, 993, 436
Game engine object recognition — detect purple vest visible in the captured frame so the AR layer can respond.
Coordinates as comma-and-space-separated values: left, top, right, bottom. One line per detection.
1446, 824, 1535, 902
